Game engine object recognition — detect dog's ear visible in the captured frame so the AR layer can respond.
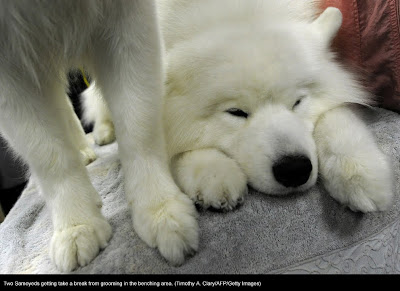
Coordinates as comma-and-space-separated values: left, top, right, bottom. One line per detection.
311, 7, 342, 47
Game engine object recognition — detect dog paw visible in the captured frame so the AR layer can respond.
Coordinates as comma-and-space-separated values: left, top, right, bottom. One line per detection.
132, 193, 199, 266
80, 146, 97, 165
190, 165, 247, 211
315, 105, 394, 213
50, 216, 112, 272
93, 121, 115, 146
321, 154, 394, 213
346, 191, 391, 213
175, 149, 247, 211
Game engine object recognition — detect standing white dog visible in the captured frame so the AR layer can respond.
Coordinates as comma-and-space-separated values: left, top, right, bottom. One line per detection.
0, 0, 198, 272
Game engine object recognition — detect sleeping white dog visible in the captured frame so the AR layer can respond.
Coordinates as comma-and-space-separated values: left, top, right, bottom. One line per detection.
85, 0, 394, 222
0, 0, 198, 272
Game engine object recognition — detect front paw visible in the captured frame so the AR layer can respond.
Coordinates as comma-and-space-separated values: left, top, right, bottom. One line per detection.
93, 120, 115, 146
321, 154, 394, 213
80, 146, 97, 166
131, 193, 199, 266
175, 150, 247, 211
50, 215, 112, 272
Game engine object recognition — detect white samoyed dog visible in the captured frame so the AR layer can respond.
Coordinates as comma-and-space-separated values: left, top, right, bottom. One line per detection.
84, 0, 394, 215
0, 0, 198, 272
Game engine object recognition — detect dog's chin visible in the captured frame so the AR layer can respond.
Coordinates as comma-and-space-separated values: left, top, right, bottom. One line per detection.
249, 175, 317, 196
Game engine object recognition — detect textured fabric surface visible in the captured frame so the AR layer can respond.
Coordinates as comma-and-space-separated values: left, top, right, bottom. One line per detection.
321, 0, 400, 113
0, 107, 399, 274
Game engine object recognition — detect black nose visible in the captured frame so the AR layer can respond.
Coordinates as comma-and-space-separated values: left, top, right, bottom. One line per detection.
272, 155, 312, 188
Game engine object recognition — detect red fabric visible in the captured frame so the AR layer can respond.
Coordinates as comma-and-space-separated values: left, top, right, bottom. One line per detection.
320, 0, 400, 113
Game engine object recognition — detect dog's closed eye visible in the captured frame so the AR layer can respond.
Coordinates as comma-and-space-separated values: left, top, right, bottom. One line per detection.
292, 96, 306, 110
225, 108, 249, 118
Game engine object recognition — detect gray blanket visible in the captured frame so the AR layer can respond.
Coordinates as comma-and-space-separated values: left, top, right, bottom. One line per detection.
1, 107, 399, 274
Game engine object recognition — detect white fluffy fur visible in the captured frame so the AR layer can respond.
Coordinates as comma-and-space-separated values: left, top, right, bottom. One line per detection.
3, 0, 393, 272
81, 83, 115, 146
0, 0, 198, 272
84, 0, 394, 216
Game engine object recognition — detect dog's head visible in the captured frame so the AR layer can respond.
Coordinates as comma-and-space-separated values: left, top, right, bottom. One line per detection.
165, 8, 366, 195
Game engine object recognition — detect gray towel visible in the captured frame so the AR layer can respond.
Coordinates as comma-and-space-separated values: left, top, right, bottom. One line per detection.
0, 107, 399, 274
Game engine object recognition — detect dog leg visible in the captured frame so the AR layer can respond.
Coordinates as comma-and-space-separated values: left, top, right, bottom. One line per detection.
0, 81, 111, 272
314, 105, 394, 212
88, 1, 198, 265
63, 94, 97, 165
172, 149, 247, 211
81, 83, 116, 146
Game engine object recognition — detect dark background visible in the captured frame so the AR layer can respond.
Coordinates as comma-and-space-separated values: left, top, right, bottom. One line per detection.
0, 70, 90, 217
